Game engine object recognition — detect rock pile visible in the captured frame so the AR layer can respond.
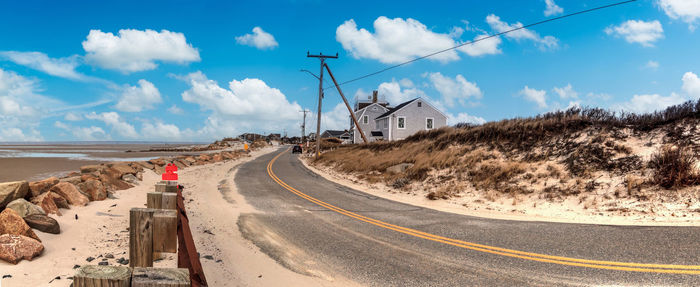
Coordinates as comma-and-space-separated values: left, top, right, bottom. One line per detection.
0, 145, 258, 264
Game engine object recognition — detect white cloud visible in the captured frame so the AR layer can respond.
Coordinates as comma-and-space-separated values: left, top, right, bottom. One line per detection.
658, 0, 700, 30
179, 71, 302, 138
64, 112, 82, 121
519, 86, 547, 108
312, 103, 351, 132
336, 17, 461, 64
682, 71, 700, 98
448, 112, 486, 125
457, 34, 502, 57
427, 72, 482, 107
72, 126, 108, 141
235, 27, 279, 50
620, 93, 687, 113
82, 29, 200, 73
486, 14, 559, 50
552, 84, 578, 99
645, 60, 660, 69
377, 79, 427, 104
141, 121, 184, 140
605, 20, 664, 47
85, 111, 139, 138
544, 0, 564, 16
0, 51, 96, 81
168, 105, 184, 115
114, 79, 162, 112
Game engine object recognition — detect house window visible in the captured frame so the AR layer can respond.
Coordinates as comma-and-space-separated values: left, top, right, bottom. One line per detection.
363, 115, 368, 124
397, 116, 406, 129
417, 102, 422, 107
426, 118, 434, 130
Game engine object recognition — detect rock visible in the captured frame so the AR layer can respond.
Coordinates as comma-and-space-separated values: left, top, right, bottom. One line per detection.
198, 154, 212, 162
48, 192, 70, 209
109, 163, 138, 178
50, 182, 88, 206
59, 176, 82, 186
149, 158, 166, 166
98, 261, 109, 266
386, 163, 414, 174
99, 168, 133, 191
105, 253, 114, 259
27, 177, 59, 198
23, 214, 60, 234
6, 198, 45, 217
80, 165, 104, 174
86, 256, 95, 262
32, 192, 61, 215
212, 154, 223, 162
183, 157, 197, 164
135, 171, 143, 181
0, 208, 40, 241
172, 160, 186, 169
67, 171, 81, 177
121, 174, 139, 185
0, 234, 43, 264
77, 179, 107, 201
0, 181, 29, 209
135, 161, 155, 170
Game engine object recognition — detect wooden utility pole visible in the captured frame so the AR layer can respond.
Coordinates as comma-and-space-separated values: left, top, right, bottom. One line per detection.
307, 52, 337, 159
300, 109, 309, 142
324, 63, 368, 144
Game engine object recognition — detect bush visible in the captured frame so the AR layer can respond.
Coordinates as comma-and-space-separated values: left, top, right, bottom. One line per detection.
648, 146, 699, 189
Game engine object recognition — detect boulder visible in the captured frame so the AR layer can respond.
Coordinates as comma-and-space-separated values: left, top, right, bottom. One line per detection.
66, 171, 81, 177
59, 176, 82, 186
109, 163, 138, 178
23, 214, 60, 234
183, 157, 197, 164
80, 164, 104, 174
27, 177, 59, 198
0, 209, 40, 241
0, 234, 43, 264
149, 158, 166, 166
6, 198, 45, 217
222, 152, 236, 160
172, 160, 186, 169
135, 171, 143, 181
198, 154, 212, 161
121, 174, 139, 185
99, 167, 133, 191
50, 182, 88, 206
212, 154, 223, 162
77, 179, 107, 201
32, 192, 61, 216
81, 174, 98, 182
135, 161, 155, 170
386, 163, 415, 174
0, 181, 29, 209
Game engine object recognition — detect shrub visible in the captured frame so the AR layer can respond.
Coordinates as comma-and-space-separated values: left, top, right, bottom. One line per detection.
648, 146, 699, 189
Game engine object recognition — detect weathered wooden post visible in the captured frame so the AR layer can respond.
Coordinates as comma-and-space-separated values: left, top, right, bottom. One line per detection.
132, 267, 190, 287
147, 192, 162, 209
73, 265, 132, 287
130, 208, 155, 267
162, 193, 177, 209
155, 181, 179, 193
154, 209, 178, 253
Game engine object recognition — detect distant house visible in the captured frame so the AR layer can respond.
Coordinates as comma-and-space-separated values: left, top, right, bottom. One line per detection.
321, 130, 352, 144
375, 97, 447, 141
351, 91, 390, 143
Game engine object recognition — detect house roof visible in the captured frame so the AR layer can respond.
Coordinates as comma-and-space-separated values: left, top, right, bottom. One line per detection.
321, 130, 347, 137
375, 98, 419, 120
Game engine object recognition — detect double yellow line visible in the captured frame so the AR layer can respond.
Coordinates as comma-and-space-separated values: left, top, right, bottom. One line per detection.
267, 149, 700, 274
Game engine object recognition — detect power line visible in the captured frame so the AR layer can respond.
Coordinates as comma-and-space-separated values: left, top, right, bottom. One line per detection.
324, 0, 637, 90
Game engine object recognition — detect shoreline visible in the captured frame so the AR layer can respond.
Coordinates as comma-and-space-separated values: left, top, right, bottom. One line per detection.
301, 156, 700, 227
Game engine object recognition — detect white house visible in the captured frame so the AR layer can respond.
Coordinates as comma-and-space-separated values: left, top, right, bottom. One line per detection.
374, 97, 447, 141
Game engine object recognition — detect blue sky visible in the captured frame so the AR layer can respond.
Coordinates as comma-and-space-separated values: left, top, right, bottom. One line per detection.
1, 0, 699, 141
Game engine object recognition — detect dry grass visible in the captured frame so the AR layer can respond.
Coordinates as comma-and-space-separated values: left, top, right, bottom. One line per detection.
648, 145, 700, 189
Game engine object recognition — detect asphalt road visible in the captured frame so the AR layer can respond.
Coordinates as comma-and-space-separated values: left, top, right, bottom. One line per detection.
235, 148, 700, 286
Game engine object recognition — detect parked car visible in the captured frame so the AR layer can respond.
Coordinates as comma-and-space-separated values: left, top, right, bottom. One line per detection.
292, 145, 303, 154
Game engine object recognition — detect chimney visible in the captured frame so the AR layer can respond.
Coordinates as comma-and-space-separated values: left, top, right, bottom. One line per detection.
372, 90, 378, 103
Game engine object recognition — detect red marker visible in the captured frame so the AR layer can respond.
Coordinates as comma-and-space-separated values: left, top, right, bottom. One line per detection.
162, 163, 178, 180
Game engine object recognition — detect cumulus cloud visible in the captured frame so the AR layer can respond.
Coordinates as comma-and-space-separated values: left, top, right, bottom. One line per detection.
682, 71, 700, 98
141, 121, 184, 140
519, 86, 547, 108
0, 68, 65, 141
427, 72, 482, 107
235, 27, 278, 50
457, 34, 502, 57
85, 111, 139, 138
376, 79, 427, 104
336, 17, 460, 64
82, 29, 200, 73
544, 0, 564, 16
486, 14, 559, 50
178, 71, 302, 138
620, 93, 687, 113
645, 60, 660, 70
64, 112, 82, 121
0, 51, 97, 81
448, 112, 486, 125
114, 79, 162, 112
605, 20, 664, 47
55, 121, 107, 140
552, 84, 578, 99
168, 105, 184, 115
658, 0, 700, 30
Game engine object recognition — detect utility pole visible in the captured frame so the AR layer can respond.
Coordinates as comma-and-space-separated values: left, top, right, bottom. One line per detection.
300, 109, 310, 142
324, 63, 368, 144
307, 51, 337, 159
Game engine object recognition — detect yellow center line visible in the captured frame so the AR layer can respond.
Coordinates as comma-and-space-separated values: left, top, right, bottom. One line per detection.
266, 148, 700, 275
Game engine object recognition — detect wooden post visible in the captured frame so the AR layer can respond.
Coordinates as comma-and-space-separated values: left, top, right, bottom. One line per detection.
147, 192, 162, 209
162, 193, 177, 210
156, 181, 179, 193
130, 208, 155, 267
132, 267, 190, 287
153, 210, 177, 253
73, 265, 132, 287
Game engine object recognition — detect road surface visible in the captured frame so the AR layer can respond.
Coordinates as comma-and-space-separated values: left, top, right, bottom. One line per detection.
234, 148, 700, 286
